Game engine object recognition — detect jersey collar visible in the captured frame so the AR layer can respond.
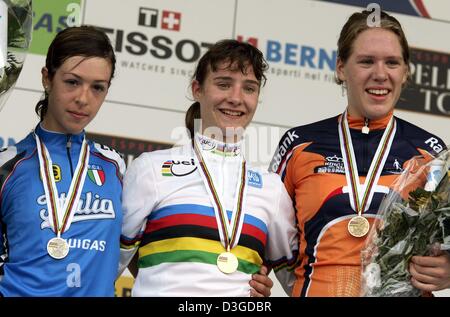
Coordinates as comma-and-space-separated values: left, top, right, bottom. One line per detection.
194, 133, 242, 157
35, 123, 85, 148
346, 110, 394, 130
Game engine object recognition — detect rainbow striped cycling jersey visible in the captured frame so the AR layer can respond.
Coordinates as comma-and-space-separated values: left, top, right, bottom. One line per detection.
120, 135, 298, 297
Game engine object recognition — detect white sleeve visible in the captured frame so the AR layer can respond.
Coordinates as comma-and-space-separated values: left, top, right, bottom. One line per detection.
265, 175, 298, 296
118, 153, 158, 276
93, 142, 126, 178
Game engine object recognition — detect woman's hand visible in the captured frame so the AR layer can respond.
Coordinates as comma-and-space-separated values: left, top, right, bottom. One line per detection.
409, 250, 450, 292
249, 265, 274, 297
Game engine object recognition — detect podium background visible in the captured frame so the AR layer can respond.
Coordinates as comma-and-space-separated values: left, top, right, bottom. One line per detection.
1, 0, 449, 297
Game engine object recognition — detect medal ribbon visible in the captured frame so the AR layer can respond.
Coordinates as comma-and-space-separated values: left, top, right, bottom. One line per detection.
35, 133, 90, 236
338, 110, 396, 215
193, 136, 247, 251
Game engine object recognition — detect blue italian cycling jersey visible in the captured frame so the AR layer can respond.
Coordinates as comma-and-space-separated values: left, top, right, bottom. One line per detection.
0, 124, 125, 296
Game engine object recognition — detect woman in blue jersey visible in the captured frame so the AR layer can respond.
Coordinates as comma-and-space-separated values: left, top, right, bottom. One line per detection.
119, 39, 298, 297
0, 26, 125, 296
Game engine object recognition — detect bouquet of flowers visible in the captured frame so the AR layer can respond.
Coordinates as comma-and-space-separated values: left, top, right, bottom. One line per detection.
361, 148, 450, 297
0, 0, 32, 112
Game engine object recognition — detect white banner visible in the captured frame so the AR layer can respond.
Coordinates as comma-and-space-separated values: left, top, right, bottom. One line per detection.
0, 0, 7, 69
84, 0, 235, 113
1, 0, 449, 161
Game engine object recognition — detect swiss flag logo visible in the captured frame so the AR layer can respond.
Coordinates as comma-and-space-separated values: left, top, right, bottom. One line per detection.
161, 10, 181, 31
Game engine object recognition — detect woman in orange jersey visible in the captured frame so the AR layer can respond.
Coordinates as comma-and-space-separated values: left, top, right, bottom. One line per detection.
270, 9, 450, 296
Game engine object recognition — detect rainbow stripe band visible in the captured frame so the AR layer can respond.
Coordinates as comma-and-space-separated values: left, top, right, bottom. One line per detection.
192, 137, 247, 252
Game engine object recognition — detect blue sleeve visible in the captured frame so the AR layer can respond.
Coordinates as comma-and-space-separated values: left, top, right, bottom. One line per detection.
0, 145, 19, 281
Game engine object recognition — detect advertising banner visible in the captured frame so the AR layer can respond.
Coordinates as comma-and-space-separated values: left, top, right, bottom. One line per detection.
0, 1, 7, 69
84, 0, 235, 113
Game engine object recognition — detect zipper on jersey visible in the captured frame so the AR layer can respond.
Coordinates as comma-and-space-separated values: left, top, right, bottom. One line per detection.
362, 117, 370, 134
66, 134, 74, 177
362, 119, 369, 174
221, 152, 226, 204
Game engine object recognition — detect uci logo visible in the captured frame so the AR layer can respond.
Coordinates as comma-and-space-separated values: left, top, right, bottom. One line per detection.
161, 158, 197, 177
199, 139, 216, 151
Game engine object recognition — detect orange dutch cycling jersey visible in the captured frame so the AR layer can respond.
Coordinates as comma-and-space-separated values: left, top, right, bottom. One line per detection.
269, 113, 446, 297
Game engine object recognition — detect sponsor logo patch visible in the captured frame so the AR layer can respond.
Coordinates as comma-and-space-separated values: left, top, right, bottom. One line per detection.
38, 164, 62, 182
385, 158, 404, 175
315, 155, 345, 174
87, 164, 105, 186
161, 158, 197, 177
247, 170, 263, 188
39, 192, 116, 229
52, 164, 61, 182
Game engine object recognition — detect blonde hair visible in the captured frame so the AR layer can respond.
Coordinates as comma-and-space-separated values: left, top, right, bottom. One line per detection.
335, 10, 410, 85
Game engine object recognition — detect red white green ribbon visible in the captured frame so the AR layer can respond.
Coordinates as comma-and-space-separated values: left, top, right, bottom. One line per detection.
193, 135, 247, 251
338, 110, 396, 215
35, 133, 90, 236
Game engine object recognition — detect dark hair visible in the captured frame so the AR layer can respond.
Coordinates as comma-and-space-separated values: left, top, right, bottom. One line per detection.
185, 39, 268, 138
336, 10, 410, 85
35, 25, 116, 121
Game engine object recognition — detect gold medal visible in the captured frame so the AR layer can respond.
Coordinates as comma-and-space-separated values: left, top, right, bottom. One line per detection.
348, 215, 370, 238
193, 136, 246, 276
217, 251, 239, 274
47, 237, 69, 259
339, 111, 395, 239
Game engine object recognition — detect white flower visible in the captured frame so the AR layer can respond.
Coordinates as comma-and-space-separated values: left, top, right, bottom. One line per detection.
363, 263, 381, 289
0, 0, 32, 112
